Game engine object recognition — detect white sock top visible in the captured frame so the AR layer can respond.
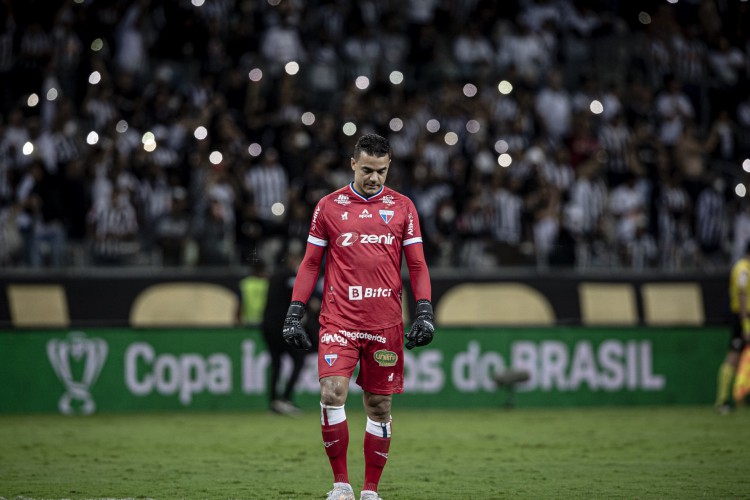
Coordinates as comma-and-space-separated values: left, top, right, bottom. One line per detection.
321, 402, 346, 425
365, 416, 392, 438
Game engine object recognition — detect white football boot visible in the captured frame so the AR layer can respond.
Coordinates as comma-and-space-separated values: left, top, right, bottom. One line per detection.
326, 482, 355, 500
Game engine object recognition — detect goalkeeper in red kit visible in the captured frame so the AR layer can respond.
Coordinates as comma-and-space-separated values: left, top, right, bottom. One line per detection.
282, 133, 434, 500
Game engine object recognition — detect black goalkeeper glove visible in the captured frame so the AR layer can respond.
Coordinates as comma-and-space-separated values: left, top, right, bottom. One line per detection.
282, 301, 312, 350
405, 299, 435, 350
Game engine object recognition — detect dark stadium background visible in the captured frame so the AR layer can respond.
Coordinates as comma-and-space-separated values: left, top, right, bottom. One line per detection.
1, 0, 749, 412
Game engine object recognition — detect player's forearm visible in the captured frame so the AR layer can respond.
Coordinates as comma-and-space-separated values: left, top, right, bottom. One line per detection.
290, 242, 325, 304
404, 243, 432, 301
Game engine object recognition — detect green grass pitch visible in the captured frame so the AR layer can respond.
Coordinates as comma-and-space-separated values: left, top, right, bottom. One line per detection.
1, 406, 749, 499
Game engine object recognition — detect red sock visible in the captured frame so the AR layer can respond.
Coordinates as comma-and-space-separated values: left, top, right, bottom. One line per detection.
321, 405, 349, 484
363, 418, 391, 492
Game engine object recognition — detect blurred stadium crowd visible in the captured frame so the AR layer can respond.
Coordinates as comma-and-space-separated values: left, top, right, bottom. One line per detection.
0, 0, 749, 271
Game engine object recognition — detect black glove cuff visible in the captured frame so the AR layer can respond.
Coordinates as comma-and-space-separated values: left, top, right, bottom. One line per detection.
287, 301, 306, 318
415, 299, 433, 317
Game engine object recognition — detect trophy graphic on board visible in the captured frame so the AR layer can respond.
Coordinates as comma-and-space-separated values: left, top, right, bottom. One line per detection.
47, 331, 108, 415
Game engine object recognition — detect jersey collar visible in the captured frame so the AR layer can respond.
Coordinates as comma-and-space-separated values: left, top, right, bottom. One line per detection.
349, 182, 383, 201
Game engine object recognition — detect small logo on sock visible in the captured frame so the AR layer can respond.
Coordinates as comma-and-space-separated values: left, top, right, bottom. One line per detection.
324, 353, 338, 366
375, 451, 389, 459
324, 439, 340, 448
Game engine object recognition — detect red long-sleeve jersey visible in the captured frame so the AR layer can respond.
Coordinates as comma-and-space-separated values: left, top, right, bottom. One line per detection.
292, 183, 431, 330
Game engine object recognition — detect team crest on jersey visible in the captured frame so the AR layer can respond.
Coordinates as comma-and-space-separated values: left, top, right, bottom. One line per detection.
324, 353, 338, 366
334, 194, 351, 205
381, 195, 395, 206
359, 209, 373, 219
379, 210, 394, 224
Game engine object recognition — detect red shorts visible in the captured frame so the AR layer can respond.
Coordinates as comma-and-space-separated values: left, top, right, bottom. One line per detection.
317, 317, 405, 395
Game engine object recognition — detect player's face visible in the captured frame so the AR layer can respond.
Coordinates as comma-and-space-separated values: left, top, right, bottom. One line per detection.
351, 152, 390, 196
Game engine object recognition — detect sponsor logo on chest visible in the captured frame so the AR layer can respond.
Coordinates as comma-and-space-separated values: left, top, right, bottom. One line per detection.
349, 285, 392, 300
336, 232, 395, 247
334, 194, 351, 206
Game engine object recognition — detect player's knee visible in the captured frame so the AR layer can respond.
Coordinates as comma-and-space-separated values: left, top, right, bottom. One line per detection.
320, 391, 345, 406
320, 376, 348, 406
364, 394, 391, 420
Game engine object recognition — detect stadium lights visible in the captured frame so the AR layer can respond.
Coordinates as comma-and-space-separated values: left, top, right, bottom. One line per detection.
284, 62, 300, 75
209, 151, 223, 164
142, 132, 157, 152
736, 183, 747, 197
426, 119, 440, 133
342, 122, 357, 136
91, 38, 103, 52
248, 143, 262, 157
271, 202, 285, 217
590, 100, 604, 114
389, 118, 403, 132
639, 12, 652, 24
22, 142, 33, 155
444, 132, 458, 146
249, 68, 263, 82
495, 140, 509, 153
267, 0, 281, 5
27, 93, 39, 107
194, 126, 208, 140
301, 112, 315, 126
466, 120, 481, 134
463, 84, 477, 98
192, 0, 205, 6
116, 120, 128, 133
89, 71, 101, 85
389, 71, 404, 85
498, 80, 513, 95
498, 153, 512, 167
355, 76, 370, 90
86, 131, 99, 145
46, 88, 58, 101
742, 159, 750, 172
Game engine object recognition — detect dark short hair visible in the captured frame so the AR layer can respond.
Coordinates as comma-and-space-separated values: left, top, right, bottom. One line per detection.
353, 133, 392, 160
